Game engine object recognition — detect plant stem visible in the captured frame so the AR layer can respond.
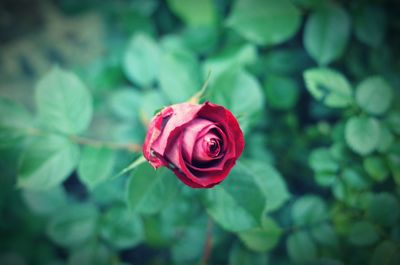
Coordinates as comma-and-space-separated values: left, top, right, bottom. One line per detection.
25, 127, 141, 152
69, 135, 141, 152
201, 217, 214, 265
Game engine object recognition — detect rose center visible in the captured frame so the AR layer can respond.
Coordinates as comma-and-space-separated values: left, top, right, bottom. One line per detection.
205, 138, 221, 157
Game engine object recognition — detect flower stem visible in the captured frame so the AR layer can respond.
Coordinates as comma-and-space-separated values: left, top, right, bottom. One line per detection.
201, 217, 214, 265
25, 127, 141, 152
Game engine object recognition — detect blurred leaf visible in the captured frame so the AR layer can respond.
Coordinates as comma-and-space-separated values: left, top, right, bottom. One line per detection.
363, 156, 389, 182
238, 217, 282, 252
264, 74, 300, 110
68, 242, 110, 265
239, 160, 290, 213
310, 223, 338, 247
370, 240, 400, 265
140, 90, 168, 121
345, 116, 381, 156
355, 76, 393, 115
126, 163, 179, 215
167, 0, 217, 27
22, 186, 67, 216
123, 34, 161, 87
171, 217, 207, 264
387, 112, 400, 135
229, 242, 268, 265
376, 125, 394, 153
355, 5, 386, 48
17, 135, 79, 190
100, 204, 143, 249
227, 0, 301, 45
159, 48, 201, 103
108, 88, 142, 120
304, 4, 351, 65
47, 203, 98, 247
77, 147, 116, 190
293, 0, 326, 9
208, 68, 264, 130
348, 220, 379, 246
314, 172, 336, 187
35, 67, 93, 134
303, 68, 353, 108
292, 195, 328, 226
287, 230, 317, 263
182, 26, 218, 54
367, 192, 400, 227
205, 170, 265, 232
309, 147, 339, 173
203, 44, 257, 79
341, 168, 369, 190
263, 48, 311, 74
0, 98, 32, 148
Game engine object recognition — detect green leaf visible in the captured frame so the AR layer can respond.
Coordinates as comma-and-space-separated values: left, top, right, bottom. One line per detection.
35, 67, 93, 134
123, 33, 161, 87
47, 203, 98, 247
304, 4, 351, 65
126, 162, 179, 215
263, 48, 311, 75
22, 186, 67, 216
355, 76, 393, 115
363, 156, 389, 182
310, 223, 339, 247
77, 147, 116, 190
159, 48, 201, 103
367, 193, 400, 227
203, 44, 257, 79
309, 147, 339, 173
287, 230, 317, 263
263, 74, 300, 110
229, 242, 268, 265
341, 168, 369, 190
0, 98, 32, 147
370, 240, 400, 265
355, 5, 386, 48
239, 160, 290, 213
140, 90, 168, 121
227, 0, 301, 45
68, 243, 111, 265
348, 220, 379, 246
100, 205, 143, 249
17, 135, 79, 190
292, 195, 328, 226
238, 217, 282, 252
303, 68, 353, 108
376, 125, 394, 153
171, 217, 207, 264
345, 116, 381, 156
108, 88, 142, 120
167, 0, 217, 27
208, 68, 264, 130
205, 173, 264, 232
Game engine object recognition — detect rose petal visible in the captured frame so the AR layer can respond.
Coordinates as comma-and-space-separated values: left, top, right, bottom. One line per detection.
151, 103, 202, 158
142, 107, 174, 168
181, 118, 214, 162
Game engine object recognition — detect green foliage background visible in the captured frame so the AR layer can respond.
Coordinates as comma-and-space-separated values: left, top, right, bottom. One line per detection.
1, 0, 400, 264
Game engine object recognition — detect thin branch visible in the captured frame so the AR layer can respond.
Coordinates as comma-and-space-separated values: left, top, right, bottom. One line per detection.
25, 127, 141, 152
69, 135, 141, 152
201, 217, 214, 265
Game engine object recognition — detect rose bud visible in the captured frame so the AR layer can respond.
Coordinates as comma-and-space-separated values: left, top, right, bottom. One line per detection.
143, 102, 244, 188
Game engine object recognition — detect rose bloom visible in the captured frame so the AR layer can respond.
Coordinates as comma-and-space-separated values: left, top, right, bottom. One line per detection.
143, 102, 244, 188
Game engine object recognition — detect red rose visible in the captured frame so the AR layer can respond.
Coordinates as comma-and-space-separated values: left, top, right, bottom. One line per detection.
143, 102, 244, 188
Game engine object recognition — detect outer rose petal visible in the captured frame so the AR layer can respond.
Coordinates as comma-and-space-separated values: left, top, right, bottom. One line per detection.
152, 103, 202, 157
